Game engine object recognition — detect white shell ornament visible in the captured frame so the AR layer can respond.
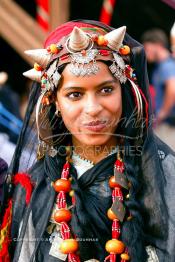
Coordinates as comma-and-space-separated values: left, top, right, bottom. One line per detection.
67, 26, 91, 52
104, 26, 126, 51
24, 49, 52, 68
23, 68, 42, 82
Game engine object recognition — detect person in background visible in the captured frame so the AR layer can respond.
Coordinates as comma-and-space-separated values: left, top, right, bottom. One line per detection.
0, 71, 22, 144
170, 22, 175, 58
0, 71, 23, 164
142, 29, 175, 150
0, 157, 8, 205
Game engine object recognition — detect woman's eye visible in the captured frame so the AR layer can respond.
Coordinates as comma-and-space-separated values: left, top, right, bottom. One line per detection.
67, 92, 82, 99
101, 87, 113, 94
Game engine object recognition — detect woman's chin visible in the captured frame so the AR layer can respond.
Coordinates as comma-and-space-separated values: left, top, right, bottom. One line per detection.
73, 133, 115, 147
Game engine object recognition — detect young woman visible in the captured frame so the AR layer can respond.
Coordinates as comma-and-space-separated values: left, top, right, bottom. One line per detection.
1, 20, 175, 262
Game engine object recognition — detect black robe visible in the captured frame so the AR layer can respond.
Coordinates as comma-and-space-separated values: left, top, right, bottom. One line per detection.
11, 134, 175, 262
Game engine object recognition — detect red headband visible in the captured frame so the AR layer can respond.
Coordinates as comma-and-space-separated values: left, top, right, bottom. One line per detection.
44, 21, 101, 48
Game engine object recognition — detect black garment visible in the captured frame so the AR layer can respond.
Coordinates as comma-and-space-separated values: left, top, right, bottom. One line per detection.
0, 85, 21, 143
11, 134, 175, 262
0, 158, 8, 203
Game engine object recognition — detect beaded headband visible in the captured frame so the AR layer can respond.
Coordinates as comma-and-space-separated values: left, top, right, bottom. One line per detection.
23, 26, 134, 88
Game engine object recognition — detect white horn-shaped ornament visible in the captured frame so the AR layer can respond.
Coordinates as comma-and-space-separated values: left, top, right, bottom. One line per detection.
23, 69, 41, 82
68, 26, 90, 51
24, 49, 51, 68
104, 26, 126, 51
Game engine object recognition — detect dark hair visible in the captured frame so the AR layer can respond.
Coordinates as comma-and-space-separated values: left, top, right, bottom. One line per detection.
141, 28, 169, 48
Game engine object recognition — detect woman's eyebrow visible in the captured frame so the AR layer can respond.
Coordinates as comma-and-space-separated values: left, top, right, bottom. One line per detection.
96, 80, 117, 88
62, 80, 117, 91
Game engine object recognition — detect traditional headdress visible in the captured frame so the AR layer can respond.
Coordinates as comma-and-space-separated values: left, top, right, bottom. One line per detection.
22, 21, 149, 155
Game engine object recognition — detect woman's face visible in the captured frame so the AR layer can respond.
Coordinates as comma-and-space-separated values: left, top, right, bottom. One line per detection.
56, 61, 122, 147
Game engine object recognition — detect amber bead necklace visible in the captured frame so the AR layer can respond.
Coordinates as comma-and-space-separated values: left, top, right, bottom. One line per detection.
51, 147, 130, 262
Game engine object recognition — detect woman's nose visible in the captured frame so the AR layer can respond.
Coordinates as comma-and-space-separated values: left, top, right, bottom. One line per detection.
84, 96, 103, 116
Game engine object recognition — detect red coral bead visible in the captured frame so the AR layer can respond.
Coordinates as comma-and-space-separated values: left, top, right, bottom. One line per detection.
60, 54, 70, 61
46, 46, 51, 52
99, 50, 110, 56
91, 34, 98, 42
53, 179, 71, 192
54, 209, 72, 223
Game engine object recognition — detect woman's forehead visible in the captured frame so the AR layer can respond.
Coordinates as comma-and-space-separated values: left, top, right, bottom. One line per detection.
60, 61, 117, 88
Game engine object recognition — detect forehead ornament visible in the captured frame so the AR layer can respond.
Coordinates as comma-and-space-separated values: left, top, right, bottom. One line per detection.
69, 49, 99, 76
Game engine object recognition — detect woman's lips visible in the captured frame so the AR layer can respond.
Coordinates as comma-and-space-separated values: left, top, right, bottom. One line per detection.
82, 120, 108, 132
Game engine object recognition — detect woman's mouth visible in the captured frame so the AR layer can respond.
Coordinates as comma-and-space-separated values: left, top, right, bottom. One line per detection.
82, 120, 108, 132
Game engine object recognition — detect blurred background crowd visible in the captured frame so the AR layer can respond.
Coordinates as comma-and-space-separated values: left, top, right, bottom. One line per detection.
0, 0, 175, 165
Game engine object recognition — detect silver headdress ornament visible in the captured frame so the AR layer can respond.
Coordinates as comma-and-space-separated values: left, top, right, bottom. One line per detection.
104, 26, 126, 50
23, 25, 142, 113
67, 26, 92, 51
23, 25, 127, 86
69, 49, 99, 76
24, 49, 52, 68
65, 26, 98, 76
23, 68, 42, 83
109, 53, 127, 84
65, 26, 127, 78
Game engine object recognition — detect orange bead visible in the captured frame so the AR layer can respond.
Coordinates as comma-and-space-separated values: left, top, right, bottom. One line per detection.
119, 45, 130, 55
105, 239, 125, 254
69, 190, 74, 197
97, 35, 106, 46
126, 194, 130, 199
109, 176, 120, 188
34, 63, 42, 71
42, 96, 50, 105
50, 44, 59, 54
54, 209, 72, 223
128, 182, 132, 189
59, 239, 78, 254
121, 253, 130, 260
53, 179, 71, 192
107, 208, 119, 220
127, 215, 133, 221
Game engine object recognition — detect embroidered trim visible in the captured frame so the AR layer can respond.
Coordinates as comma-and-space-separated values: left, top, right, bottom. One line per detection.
146, 246, 159, 262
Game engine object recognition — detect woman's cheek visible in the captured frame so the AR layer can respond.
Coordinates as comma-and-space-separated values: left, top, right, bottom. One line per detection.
60, 106, 79, 131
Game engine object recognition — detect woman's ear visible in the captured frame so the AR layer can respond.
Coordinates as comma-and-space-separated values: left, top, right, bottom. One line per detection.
55, 101, 60, 111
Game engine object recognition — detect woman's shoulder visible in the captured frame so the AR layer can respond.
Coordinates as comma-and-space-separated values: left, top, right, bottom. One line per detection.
154, 135, 175, 174
27, 159, 45, 182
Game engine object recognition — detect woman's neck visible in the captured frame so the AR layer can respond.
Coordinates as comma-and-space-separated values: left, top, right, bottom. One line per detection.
72, 137, 118, 164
